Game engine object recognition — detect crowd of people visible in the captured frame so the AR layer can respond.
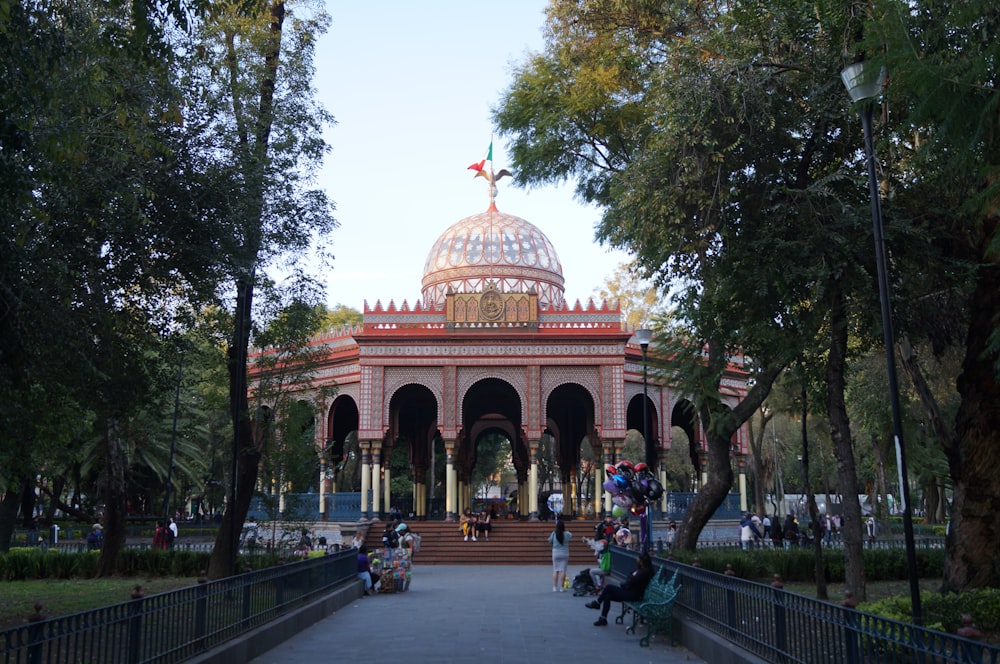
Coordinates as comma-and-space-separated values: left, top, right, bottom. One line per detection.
738, 511, 849, 549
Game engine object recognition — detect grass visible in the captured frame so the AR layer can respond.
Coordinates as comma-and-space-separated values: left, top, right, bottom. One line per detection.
0, 576, 198, 630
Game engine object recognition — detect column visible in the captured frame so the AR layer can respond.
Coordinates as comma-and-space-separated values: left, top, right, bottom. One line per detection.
318, 458, 327, 520
359, 441, 372, 522
568, 468, 578, 518
659, 448, 669, 513
445, 442, 457, 521
528, 439, 540, 521
593, 457, 603, 518
603, 442, 615, 514
371, 447, 382, 520
738, 457, 748, 512
413, 481, 424, 519
383, 463, 392, 517
699, 450, 709, 489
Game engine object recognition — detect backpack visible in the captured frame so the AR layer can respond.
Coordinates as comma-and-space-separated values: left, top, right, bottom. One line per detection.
382, 529, 399, 549
571, 569, 596, 596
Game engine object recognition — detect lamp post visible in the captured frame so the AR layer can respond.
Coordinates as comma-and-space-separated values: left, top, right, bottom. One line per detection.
841, 61, 922, 625
635, 328, 653, 552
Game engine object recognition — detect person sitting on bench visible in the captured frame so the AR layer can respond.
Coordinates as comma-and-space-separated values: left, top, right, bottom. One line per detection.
585, 552, 654, 626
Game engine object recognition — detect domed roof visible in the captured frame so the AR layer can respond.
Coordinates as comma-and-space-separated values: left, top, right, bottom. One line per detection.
421, 205, 565, 309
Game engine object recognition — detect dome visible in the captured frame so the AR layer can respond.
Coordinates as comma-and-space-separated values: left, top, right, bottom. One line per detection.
422, 205, 565, 308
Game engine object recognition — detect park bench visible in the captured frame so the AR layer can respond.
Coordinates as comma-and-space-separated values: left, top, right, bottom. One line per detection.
615, 567, 680, 647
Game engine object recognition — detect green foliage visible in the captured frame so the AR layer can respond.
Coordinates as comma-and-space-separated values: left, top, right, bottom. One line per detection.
660, 547, 945, 585
861, 588, 1000, 635
0, 548, 284, 580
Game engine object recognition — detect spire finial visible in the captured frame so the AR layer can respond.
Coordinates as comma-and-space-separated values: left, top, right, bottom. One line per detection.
467, 138, 512, 208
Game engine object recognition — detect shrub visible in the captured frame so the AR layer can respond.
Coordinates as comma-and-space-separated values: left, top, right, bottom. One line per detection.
658, 546, 945, 585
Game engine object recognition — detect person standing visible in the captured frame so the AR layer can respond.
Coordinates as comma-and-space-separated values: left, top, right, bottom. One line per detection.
548, 518, 572, 592
585, 552, 655, 626
784, 514, 800, 550
356, 545, 373, 596
152, 521, 170, 550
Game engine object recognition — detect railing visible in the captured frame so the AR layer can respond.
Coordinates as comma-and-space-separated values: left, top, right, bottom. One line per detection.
610, 548, 1000, 664
0, 549, 357, 663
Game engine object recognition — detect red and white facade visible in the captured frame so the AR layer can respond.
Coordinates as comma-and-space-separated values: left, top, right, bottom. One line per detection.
292, 200, 749, 521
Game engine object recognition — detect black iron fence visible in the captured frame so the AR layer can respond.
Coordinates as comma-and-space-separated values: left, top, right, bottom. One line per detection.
610, 548, 1000, 664
0, 549, 357, 663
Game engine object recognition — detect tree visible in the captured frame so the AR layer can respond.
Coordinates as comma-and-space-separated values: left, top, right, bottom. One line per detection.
182, 1, 336, 579
595, 261, 664, 330
0, 1, 226, 568
495, 0, 873, 596
851, 0, 1000, 590
252, 289, 335, 508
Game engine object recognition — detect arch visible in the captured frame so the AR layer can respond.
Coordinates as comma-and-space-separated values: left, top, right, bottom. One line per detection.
671, 399, 701, 474
459, 378, 523, 477
545, 382, 596, 517
387, 383, 439, 467
456, 367, 527, 428
626, 392, 661, 468
540, 370, 601, 429
383, 369, 444, 426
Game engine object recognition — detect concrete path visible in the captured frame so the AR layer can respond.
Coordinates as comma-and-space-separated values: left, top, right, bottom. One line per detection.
250, 564, 705, 664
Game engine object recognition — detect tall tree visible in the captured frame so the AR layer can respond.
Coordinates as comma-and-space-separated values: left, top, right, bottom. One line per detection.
182, 0, 336, 579
495, 1, 871, 599
855, 0, 1000, 590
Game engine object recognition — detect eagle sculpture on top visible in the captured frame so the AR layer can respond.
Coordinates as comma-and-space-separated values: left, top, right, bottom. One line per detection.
467, 159, 512, 185
467, 158, 512, 205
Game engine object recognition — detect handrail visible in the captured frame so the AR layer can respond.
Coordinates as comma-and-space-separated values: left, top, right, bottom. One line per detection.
610, 547, 1000, 663
0, 549, 357, 663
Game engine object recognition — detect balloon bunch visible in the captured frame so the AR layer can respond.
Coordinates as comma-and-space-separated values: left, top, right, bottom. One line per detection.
603, 461, 664, 518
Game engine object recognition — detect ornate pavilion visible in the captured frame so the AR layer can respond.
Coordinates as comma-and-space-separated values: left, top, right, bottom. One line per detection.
289, 178, 750, 522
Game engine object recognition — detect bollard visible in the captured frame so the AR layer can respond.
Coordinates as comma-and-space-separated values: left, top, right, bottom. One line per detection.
958, 614, 984, 664
842, 588, 860, 664
772, 576, 788, 660
128, 585, 144, 664
27, 602, 44, 664
724, 563, 736, 576
195, 572, 208, 648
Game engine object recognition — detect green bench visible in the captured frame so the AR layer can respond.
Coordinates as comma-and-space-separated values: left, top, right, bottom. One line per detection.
615, 568, 680, 647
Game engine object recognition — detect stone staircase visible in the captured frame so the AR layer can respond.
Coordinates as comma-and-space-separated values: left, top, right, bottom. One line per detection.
356, 519, 602, 566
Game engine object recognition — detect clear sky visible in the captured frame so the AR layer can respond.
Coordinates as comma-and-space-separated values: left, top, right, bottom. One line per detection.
311, 1, 631, 312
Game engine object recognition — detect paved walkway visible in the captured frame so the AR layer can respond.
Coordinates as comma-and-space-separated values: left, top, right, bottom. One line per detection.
250, 565, 704, 664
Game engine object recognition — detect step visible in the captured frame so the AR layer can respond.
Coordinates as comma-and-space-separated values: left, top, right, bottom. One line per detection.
357, 520, 610, 566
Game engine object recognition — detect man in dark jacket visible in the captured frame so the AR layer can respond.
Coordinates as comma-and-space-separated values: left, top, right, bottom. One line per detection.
585, 552, 655, 626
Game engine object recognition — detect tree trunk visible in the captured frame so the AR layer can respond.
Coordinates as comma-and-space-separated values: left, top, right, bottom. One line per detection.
205, 0, 286, 580
799, 379, 828, 600
207, 277, 260, 580
97, 418, 128, 578
673, 344, 783, 551
747, 413, 770, 516
37, 485, 96, 523
825, 277, 866, 599
944, 262, 1000, 591
0, 487, 19, 553
674, 426, 734, 551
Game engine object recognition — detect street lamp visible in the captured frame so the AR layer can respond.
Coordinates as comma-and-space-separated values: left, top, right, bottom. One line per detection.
841, 60, 922, 626
635, 328, 653, 552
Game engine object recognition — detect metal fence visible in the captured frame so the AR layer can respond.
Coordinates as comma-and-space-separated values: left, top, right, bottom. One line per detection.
0, 549, 357, 664
610, 548, 1000, 664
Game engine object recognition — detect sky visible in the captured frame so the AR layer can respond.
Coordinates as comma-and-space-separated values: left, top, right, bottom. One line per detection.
310, 1, 632, 312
